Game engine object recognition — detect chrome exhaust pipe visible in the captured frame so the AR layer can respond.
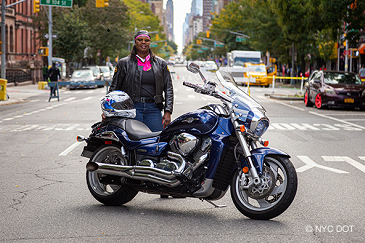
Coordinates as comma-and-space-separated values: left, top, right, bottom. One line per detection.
86, 152, 185, 187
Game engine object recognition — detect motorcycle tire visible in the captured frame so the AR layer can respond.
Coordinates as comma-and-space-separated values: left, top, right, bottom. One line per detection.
86, 146, 138, 206
231, 155, 297, 220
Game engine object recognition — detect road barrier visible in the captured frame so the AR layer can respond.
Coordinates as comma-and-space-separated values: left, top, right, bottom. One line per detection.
269, 76, 306, 94
47, 80, 111, 102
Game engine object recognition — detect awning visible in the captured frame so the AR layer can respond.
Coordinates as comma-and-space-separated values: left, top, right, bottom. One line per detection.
359, 43, 365, 54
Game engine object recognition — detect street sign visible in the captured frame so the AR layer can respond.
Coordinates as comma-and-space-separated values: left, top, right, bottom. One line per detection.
150, 44, 158, 47
343, 50, 351, 55
40, 0, 73, 8
236, 35, 245, 42
201, 47, 209, 50
197, 50, 203, 53
43, 33, 58, 39
215, 43, 224, 48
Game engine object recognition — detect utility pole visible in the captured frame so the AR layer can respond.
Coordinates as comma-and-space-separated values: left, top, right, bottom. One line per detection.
48, 6, 52, 66
1, 0, 6, 79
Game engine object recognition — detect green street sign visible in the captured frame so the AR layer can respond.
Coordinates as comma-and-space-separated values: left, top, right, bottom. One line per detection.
150, 44, 158, 47
236, 37, 245, 42
197, 50, 203, 53
201, 47, 209, 50
40, 0, 73, 8
215, 44, 224, 47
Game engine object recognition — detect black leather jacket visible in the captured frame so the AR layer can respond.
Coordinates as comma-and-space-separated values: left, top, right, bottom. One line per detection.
109, 55, 174, 114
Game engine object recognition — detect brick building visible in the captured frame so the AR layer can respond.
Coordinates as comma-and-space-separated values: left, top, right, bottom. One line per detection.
1, 0, 43, 83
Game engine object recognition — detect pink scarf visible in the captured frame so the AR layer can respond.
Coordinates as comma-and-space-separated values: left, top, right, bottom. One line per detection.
136, 54, 151, 71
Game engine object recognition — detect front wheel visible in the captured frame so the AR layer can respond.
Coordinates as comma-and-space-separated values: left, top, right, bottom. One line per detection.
304, 90, 313, 107
86, 146, 138, 206
231, 156, 297, 220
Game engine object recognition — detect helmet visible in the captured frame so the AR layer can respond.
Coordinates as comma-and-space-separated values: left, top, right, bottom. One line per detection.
101, 91, 136, 118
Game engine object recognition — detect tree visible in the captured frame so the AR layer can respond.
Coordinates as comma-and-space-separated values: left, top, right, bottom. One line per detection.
81, 0, 130, 65
52, 6, 89, 63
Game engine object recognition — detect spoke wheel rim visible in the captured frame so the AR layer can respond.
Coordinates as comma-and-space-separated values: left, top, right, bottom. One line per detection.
235, 157, 288, 211
88, 147, 123, 196
304, 92, 309, 105
315, 93, 322, 108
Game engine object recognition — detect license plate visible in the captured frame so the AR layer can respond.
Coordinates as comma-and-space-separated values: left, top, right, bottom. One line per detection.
344, 98, 354, 103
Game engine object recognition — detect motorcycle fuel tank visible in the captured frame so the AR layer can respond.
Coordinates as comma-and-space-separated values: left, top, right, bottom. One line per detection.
162, 109, 218, 136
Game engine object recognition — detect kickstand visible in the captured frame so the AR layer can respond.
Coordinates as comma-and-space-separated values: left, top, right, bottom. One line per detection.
202, 199, 227, 208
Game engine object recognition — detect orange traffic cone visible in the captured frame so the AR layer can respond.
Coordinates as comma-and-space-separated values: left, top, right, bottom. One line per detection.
177, 74, 179, 79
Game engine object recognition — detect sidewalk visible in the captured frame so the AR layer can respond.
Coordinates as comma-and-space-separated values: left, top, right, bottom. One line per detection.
0, 82, 50, 106
266, 83, 304, 101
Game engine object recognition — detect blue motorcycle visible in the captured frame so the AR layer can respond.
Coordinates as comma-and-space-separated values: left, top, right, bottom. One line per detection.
78, 62, 297, 220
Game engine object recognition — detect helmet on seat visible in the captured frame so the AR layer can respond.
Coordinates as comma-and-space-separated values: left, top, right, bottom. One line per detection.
101, 91, 136, 118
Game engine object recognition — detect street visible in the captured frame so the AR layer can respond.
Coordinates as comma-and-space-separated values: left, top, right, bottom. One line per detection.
0, 66, 364, 242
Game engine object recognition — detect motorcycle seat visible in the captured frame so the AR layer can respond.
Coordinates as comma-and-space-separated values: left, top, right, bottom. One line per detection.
109, 118, 161, 140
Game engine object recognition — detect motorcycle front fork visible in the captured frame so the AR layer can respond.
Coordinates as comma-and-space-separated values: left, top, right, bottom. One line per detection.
230, 114, 261, 186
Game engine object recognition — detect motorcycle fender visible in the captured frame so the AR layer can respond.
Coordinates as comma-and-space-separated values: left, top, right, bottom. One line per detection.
249, 147, 290, 174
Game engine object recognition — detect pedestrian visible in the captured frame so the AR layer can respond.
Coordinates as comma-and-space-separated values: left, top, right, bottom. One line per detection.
42, 64, 48, 81
109, 30, 173, 132
48, 63, 61, 96
359, 64, 365, 82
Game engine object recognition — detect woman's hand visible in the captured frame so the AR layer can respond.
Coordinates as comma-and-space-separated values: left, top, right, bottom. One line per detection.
162, 111, 171, 129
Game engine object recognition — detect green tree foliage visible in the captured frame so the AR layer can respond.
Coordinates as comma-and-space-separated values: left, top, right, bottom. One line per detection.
52, 6, 88, 63
81, 0, 130, 65
210, 0, 365, 71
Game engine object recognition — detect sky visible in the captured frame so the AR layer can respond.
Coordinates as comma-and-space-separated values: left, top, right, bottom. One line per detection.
163, 0, 192, 54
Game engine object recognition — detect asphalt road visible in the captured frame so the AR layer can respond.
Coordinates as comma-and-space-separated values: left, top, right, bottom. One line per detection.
0, 66, 364, 242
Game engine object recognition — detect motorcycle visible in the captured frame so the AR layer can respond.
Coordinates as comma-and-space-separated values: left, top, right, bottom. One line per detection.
77, 62, 297, 220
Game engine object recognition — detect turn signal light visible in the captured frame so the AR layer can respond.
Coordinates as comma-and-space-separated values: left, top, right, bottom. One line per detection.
239, 125, 246, 132
261, 140, 269, 147
242, 167, 249, 173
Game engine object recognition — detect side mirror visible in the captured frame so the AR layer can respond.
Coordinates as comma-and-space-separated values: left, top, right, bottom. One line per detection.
187, 62, 200, 73
187, 62, 207, 84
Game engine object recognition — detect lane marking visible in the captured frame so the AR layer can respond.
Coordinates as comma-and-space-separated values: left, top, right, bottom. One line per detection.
296, 156, 348, 173
59, 142, 82, 156
323, 156, 365, 173
309, 111, 365, 130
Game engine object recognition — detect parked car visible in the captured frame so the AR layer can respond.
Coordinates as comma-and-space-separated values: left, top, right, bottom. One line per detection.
99, 66, 113, 82
83, 66, 104, 87
304, 70, 365, 110
68, 70, 98, 90
202, 61, 218, 71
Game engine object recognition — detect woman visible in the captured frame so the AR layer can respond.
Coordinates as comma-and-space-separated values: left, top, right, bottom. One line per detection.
109, 30, 173, 132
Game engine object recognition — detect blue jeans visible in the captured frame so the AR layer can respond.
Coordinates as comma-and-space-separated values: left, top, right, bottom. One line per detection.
134, 102, 163, 132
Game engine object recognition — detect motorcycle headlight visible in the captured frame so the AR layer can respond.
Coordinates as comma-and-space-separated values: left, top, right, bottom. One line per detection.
252, 118, 269, 138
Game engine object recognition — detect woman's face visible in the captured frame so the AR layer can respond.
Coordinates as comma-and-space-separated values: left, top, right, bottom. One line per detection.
135, 36, 150, 54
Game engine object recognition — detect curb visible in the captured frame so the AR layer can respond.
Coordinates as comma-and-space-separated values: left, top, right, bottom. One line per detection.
265, 93, 304, 101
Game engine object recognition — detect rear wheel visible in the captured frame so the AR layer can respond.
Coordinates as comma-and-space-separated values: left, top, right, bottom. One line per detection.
304, 90, 313, 107
86, 146, 138, 206
231, 156, 297, 220
315, 93, 324, 109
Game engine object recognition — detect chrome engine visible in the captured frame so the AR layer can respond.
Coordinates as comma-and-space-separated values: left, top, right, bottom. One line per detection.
86, 133, 212, 188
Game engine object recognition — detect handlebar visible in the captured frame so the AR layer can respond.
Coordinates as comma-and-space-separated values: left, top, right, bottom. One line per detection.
183, 81, 233, 102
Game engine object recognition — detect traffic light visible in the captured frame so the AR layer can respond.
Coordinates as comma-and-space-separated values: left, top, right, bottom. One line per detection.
156, 34, 159, 41
206, 30, 210, 38
96, 0, 109, 7
197, 39, 202, 44
38, 47, 49, 56
33, 0, 40, 13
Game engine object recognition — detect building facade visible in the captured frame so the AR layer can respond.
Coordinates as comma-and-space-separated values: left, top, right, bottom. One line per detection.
165, 0, 174, 42
1, 0, 42, 69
